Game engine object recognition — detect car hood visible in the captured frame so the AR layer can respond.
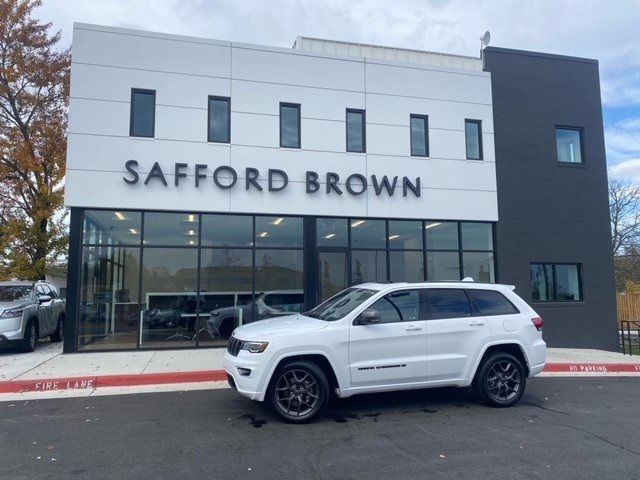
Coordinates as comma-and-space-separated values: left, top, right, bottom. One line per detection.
232, 314, 328, 340
0, 300, 31, 313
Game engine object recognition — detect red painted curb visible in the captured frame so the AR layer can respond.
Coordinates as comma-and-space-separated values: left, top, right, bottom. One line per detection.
0, 370, 228, 394
2, 363, 640, 395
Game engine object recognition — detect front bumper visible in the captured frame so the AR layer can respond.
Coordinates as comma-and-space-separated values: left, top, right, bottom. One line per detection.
0, 316, 24, 342
223, 349, 271, 402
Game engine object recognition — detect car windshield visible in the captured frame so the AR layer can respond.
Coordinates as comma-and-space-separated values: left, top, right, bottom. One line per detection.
0, 285, 32, 302
304, 288, 377, 321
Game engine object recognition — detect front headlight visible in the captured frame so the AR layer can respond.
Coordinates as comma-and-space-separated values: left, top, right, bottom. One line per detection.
241, 341, 269, 353
0, 309, 23, 319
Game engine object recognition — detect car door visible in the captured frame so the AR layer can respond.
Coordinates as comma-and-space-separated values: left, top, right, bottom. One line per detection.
34, 283, 54, 335
349, 289, 427, 388
424, 288, 491, 382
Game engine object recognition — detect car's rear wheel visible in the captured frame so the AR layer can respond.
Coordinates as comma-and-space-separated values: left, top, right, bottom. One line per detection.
50, 316, 64, 342
268, 360, 329, 423
20, 319, 38, 353
473, 352, 526, 407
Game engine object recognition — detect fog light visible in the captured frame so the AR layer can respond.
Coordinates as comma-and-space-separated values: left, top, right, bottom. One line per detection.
237, 367, 251, 376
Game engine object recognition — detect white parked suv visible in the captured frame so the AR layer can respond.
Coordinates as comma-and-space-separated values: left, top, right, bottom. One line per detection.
224, 282, 546, 422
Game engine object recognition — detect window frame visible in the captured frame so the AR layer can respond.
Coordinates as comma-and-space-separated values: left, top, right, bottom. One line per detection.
410, 114, 429, 157
464, 119, 483, 160
530, 262, 583, 303
346, 108, 366, 153
207, 95, 231, 143
279, 102, 301, 149
129, 88, 156, 138
555, 125, 585, 165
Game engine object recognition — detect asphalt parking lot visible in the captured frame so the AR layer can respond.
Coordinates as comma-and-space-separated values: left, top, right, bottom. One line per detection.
1, 377, 639, 480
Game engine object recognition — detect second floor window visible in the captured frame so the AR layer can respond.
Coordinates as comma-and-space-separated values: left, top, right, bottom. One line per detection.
465, 119, 482, 160
280, 103, 301, 148
346, 109, 366, 153
208, 96, 230, 143
130, 88, 155, 138
530, 263, 582, 302
410, 114, 429, 156
556, 127, 584, 164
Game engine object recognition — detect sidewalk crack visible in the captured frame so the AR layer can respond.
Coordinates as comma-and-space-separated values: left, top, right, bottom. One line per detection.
10, 347, 62, 381
141, 351, 157, 374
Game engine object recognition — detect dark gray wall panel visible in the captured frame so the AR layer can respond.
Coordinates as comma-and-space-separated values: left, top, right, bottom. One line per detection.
484, 47, 619, 351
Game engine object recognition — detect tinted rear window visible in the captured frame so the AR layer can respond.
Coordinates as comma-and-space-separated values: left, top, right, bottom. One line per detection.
425, 289, 472, 320
467, 289, 519, 316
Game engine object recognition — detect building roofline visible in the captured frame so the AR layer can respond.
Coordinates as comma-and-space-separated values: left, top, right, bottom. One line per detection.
484, 46, 598, 65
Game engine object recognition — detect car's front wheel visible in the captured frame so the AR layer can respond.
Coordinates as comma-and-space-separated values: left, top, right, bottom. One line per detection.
268, 360, 329, 423
20, 319, 38, 353
473, 352, 526, 407
50, 316, 64, 343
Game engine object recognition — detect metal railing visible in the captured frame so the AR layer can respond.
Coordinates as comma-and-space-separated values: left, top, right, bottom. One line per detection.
620, 321, 640, 355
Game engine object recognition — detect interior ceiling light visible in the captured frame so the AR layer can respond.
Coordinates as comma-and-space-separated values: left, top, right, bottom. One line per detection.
273, 217, 284, 225
114, 211, 126, 220
185, 229, 196, 236
425, 222, 442, 230
351, 220, 366, 227
259, 232, 268, 238
129, 228, 138, 234
388, 234, 400, 240
324, 233, 336, 239
187, 214, 196, 223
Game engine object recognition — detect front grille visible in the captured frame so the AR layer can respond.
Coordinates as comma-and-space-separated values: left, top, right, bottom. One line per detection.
227, 336, 243, 356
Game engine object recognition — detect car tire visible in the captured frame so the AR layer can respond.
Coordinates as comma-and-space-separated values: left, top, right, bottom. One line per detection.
268, 360, 329, 423
20, 319, 38, 353
50, 316, 64, 343
473, 352, 526, 408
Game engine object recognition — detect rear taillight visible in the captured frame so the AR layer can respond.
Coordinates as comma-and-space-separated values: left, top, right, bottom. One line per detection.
531, 317, 543, 331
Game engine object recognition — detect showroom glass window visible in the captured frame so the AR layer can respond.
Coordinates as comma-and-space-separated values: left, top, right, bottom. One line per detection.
531, 263, 582, 302
130, 89, 155, 138
280, 103, 301, 148
465, 119, 482, 160
208, 96, 230, 143
410, 114, 429, 157
346, 109, 366, 153
556, 127, 584, 164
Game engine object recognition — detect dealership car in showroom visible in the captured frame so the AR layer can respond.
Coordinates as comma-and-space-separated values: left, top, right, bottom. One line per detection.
224, 281, 546, 422
0, 281, 66, 352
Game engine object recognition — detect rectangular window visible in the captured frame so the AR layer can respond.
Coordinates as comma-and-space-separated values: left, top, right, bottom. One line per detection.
424, 288, 472, 320
467, 289, 519, 316
130, 89, 155, 138
280, 103, 301, 148
530, 263, 582, 302
208, 96, 230, 143
346, 109, 366, 153
465, 119, 482, 160
410, 114, 429, 156
556, 127, 584, 164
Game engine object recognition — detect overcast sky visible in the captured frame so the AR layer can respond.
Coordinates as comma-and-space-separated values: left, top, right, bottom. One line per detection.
36, 0, 640, 182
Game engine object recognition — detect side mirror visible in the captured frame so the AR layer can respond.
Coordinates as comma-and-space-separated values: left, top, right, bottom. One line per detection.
38, 295, 52, 303
357, 308, 381, 325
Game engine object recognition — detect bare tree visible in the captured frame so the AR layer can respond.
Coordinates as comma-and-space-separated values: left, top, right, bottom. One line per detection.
609, 177, 640, 256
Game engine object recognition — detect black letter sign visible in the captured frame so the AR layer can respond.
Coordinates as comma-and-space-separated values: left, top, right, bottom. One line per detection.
123, 160, 139, 184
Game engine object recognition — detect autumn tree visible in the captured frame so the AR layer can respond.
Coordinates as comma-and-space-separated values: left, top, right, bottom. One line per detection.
0, 0, 69, 280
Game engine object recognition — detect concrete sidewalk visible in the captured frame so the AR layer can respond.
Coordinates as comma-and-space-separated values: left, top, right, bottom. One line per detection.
0, 341, 639, 401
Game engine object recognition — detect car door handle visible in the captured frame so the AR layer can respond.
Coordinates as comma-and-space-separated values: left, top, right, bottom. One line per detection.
404, 325, 423, 331
468, 319, 485, 326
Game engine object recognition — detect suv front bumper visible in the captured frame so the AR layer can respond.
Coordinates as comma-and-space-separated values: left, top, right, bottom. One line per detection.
223, 349, 270, 402
0, 316, 24, 342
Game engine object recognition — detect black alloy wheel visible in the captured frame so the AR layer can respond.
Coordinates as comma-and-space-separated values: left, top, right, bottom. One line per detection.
269, 360, 329, 423
473, 352, 526, 407
50, 317, 64, 343
20, 320, 38, 352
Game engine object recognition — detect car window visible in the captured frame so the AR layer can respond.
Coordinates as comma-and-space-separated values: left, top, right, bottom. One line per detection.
467, 289, 519, 316
369, 289, 420, 323
0, 285, 32, 302
424, 288, 472, 320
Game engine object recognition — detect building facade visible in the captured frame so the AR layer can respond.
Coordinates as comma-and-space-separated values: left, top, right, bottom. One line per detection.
62, 24, 618, 353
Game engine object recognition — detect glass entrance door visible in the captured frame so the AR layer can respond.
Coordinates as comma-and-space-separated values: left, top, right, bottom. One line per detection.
318, 250, 348, 302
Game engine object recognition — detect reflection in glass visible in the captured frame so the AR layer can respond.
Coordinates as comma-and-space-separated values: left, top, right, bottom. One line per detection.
351, 250, 387, 284
280, 104, 300, 148
556, 128, 583, 163
465, 120, 482, 160
531, 264, 554, 301
317, 218, 348, 247
83, 210, 141, 245
461, 223, 493, 251
427, 251, 460, 281
208, 97, 230, 143
140, 248, 198, 347
201, 214, 252, 247
463, 252, 495, 282
555, 264, 581, 301
319, 251, 348, 301
388, 221, 423, 250
255, 216, 303, 247
389, 251, 424, 282
131, 90, 155, 137
78, 246, 139, 350
425, 222, 458, 250
144, 212, 199, 246
410, 115, 428, 156
347, 109, 365, 153
351, 219, 386, 249
254, 250, 304, 321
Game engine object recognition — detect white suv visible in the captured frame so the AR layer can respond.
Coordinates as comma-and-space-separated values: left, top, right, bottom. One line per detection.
223, 282, 546, 422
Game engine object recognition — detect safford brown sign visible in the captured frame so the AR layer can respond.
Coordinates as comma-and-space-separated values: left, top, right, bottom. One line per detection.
122, 160, 422, 198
